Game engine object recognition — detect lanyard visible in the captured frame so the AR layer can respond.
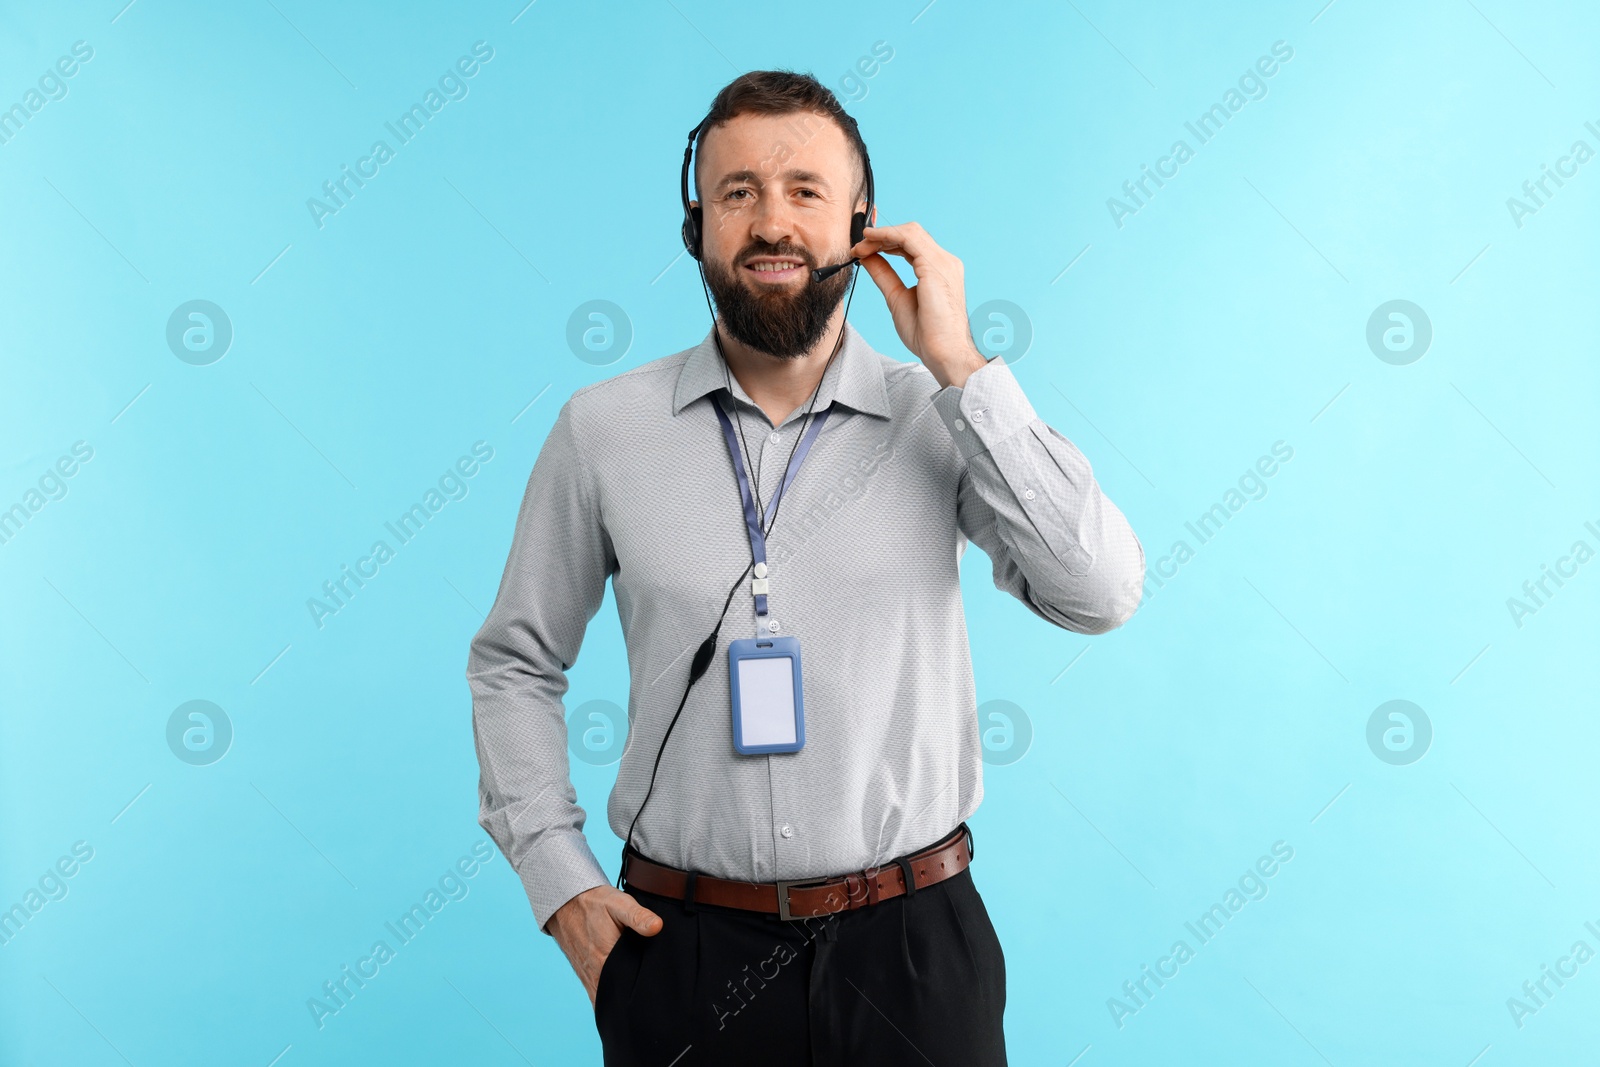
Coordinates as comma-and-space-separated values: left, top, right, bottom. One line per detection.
711, 396, 831, 620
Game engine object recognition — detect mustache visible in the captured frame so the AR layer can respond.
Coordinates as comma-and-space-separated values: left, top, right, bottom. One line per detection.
734, 240, 817, 268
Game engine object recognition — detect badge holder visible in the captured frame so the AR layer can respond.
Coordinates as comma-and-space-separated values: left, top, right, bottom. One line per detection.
728, 634, 805, 754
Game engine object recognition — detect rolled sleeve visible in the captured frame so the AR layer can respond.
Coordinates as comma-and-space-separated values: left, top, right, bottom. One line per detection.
467, 396, 615, 933
931, 356, 1145, 634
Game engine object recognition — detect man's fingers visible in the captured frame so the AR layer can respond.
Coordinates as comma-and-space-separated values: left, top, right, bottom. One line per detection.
850, 235, 908, 260
588, 886, 660, 938
854, 222, 932, 259
634, 905, 663, 935
618, 900, 663, 936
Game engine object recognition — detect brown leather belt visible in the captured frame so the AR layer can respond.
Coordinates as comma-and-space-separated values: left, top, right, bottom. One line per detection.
621, 823, 974, 921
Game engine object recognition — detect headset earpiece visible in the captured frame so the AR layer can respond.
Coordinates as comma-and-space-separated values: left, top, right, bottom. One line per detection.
853, 145, 875, 252
682, 206, 703, 260
681, 121, 706, 261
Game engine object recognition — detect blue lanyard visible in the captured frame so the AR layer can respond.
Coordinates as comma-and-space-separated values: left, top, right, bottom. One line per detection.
711, 396, 831, 619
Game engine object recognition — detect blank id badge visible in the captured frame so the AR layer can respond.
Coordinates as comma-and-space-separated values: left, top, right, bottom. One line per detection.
728, 635, 805, 754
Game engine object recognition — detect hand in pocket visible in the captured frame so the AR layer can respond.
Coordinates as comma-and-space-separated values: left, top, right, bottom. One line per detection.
547, 885, 663, 1005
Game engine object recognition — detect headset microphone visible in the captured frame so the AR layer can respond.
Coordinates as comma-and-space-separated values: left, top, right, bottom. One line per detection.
809, 260, 856, 283
809, 189, 872, 283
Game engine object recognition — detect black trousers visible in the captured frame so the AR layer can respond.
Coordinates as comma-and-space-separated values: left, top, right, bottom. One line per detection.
593, 838, 1007, 1066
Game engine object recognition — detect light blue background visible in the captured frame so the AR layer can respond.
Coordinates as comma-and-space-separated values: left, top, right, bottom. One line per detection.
3, 1, 1597, 1064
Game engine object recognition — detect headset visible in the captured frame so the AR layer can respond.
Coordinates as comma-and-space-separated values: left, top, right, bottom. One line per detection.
678, 113, 875, 280
616, 109, 874, 889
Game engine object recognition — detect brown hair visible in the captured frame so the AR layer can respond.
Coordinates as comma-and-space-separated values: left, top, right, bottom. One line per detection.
693, 70, 869, 204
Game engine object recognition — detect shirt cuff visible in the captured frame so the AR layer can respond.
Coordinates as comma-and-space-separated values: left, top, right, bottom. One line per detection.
930, 355, 1037, 462
512, 829, 612, 935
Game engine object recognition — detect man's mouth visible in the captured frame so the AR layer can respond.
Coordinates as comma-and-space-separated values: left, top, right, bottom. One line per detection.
743, 257, 807, 282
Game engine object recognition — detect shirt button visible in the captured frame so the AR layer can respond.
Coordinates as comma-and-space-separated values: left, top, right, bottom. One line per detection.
769, 431, 781, 443
768, 619, 780, 632
1024, 488, 1036, 500
972, 410, 984, 422
954, 418, 966, 431
780, 824, 794, 838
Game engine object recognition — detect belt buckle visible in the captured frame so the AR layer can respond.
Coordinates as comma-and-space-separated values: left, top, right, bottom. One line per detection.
774, 877, 834, 921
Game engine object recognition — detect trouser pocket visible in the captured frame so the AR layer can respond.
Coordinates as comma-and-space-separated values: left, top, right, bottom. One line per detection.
593, 927, 638, 1026
946, 870, 1008, 1017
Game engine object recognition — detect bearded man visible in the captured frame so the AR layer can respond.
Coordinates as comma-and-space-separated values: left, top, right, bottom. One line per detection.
468, 69, 1145, 1065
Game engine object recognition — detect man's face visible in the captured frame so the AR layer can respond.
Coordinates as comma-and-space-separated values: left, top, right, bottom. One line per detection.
693, 111, 862, 359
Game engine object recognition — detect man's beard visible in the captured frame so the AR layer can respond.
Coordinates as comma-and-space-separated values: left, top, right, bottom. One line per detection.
703, 239, 851, 359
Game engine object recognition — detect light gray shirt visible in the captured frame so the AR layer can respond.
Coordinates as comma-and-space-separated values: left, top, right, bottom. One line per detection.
467, 322, 1145, 932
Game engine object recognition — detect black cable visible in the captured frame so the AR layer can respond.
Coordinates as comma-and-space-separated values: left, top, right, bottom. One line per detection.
617, 260, 860, 885
616, 559, 749, 886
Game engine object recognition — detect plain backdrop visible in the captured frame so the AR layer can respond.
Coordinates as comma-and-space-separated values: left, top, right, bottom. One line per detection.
2, 1, 1597, 1064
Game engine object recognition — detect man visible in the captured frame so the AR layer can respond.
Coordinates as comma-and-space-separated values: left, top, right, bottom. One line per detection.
468, 71, 1144, 1065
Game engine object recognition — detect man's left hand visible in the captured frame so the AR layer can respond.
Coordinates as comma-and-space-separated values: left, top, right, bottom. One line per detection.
852, 222, 990, 390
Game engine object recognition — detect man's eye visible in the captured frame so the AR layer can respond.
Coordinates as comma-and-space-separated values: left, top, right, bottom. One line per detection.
796, 189, 819, 198
726, 189, 752, 201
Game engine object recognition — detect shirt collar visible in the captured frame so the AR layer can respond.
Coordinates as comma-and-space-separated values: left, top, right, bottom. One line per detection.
671, 321, 892, 422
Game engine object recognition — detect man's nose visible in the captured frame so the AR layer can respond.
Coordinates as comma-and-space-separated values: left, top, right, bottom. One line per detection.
749, 196, 798, 247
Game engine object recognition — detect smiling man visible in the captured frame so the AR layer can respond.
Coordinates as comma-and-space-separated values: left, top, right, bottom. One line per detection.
468, 71, 1144, 1065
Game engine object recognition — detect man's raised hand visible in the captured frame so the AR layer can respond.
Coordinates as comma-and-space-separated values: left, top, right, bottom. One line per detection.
851, 221, 989, 390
